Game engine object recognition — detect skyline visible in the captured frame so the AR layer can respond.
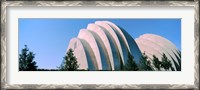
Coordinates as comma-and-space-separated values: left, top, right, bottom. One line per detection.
19, 19, 181, 69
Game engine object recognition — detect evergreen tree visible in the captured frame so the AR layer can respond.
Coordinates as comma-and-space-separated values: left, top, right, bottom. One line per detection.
152, 55, 161, 71
125, 52, 139, 71
58, 48, 79, 71
120, 57, 124, 71
139, 52, 153, 71
161, 53, 172, 71
19, 45, 38, 71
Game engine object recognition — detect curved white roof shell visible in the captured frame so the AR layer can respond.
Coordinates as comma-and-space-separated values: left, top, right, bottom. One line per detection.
139, 34, 180, 59
135, 34, 181, 71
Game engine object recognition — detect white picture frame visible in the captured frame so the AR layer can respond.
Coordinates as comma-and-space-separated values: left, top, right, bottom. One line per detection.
1, 1, 199, 89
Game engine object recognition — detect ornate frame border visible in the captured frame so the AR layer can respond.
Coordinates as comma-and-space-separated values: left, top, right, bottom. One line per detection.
1, 1, 199, 89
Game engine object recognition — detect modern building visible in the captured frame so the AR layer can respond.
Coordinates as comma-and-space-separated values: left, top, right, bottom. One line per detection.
67, 21, 181, 71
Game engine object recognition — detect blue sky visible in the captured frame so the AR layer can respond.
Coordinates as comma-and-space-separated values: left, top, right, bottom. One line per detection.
19, 18, 181, 69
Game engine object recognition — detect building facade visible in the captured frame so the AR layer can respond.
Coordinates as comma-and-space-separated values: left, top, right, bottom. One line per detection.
67, 21, 181, 71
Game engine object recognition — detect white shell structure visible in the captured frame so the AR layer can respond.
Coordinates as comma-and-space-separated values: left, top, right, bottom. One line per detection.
135, 34, 181, 71
67, 21, 142, 70
67, 21, 181, 71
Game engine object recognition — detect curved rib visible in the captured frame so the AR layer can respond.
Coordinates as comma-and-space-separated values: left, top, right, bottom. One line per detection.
78, 29, 102, 70
95, 21, 125, 65
67, 38, 88, 70
103, 21, 142, 64
103, 21, 130, 51
87, 23, 114, 70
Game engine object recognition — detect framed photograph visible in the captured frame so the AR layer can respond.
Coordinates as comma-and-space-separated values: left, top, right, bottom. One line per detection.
1, 0, 199, 89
